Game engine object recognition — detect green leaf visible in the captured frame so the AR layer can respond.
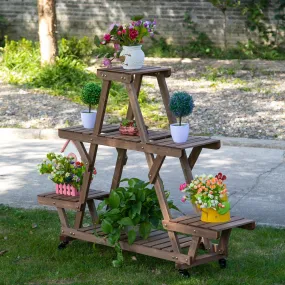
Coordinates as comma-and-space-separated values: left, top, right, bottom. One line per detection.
109, 191, 120, 209
217, 201, 231, 215
139, 222, 152, 239
119, 217, 134, 226
128, 229, 136, 244
131, 15, 144, 21
131, 202, 142, 217
137, 190, 145, 202
97, 200, 106, 211
101, 219, 113, 234
94, 35, 101, 47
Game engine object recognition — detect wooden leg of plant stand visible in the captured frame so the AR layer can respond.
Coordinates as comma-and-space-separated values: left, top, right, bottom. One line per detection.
74, 80, 111, 229
180, 150, 194, 184
201, 237, 214, 252
87, 200, 99, 225
110, 148, 128, 191
126, 80, 181, 254
217, 229, 232, 256
188, 236, 202, 263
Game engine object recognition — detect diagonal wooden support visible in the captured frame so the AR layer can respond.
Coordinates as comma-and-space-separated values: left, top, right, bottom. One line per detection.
188, 147, 202, 170
110, 148, 128, 191
148, 155, 165, 184
73, 141, 91, 169
74, 80, 111, 229
87, 200, 99, 225
180, 150, 194, 184
57, 208, 69, 228
110, 74, 143, 191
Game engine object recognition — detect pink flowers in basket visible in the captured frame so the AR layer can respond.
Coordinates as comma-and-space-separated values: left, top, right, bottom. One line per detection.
38, 153, 97, 196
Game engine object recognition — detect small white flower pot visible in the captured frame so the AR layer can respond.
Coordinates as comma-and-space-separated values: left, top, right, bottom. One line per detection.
120, 45, 145, 70
81, 110, 97, 129
170, 123, 189, 143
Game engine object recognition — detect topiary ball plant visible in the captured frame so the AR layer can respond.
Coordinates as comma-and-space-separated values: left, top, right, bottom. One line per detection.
81, 82, 102, 113
169, 91, 195, 126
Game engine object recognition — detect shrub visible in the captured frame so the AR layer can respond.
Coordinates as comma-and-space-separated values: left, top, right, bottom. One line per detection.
59, 36, 94, 64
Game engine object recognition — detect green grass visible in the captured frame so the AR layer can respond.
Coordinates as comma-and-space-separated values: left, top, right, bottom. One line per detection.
0, 205, 285, 285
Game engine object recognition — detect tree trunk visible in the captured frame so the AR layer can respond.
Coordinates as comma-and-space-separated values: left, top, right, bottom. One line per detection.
222, 10, 228, 50
38, 0, 57, 65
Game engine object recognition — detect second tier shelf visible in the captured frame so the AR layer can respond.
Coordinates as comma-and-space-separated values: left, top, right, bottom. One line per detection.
58, 124, 221, 157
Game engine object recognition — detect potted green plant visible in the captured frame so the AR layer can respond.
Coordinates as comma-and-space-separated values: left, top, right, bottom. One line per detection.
169, 91, 195, 143
119, 119, 138, 136
96, 178, 180, 267
95, 16, 156, 69
81, 82, 101, 129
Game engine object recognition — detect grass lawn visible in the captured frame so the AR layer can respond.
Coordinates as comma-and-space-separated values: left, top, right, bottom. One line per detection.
0, 205, 284, 285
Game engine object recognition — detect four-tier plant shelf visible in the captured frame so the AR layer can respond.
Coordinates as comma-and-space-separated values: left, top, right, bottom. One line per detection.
38, 66, 255, 272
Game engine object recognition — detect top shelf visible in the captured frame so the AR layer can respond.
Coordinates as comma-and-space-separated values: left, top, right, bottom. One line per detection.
97, 66, 171, 83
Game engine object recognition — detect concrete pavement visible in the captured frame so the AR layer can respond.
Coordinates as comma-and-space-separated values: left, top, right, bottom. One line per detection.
0, 138, 284, 227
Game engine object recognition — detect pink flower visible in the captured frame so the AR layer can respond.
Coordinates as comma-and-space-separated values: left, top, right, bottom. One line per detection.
117, 31, 122, 36
179, 183, 187, 191
122, 29, 126, 34
102, 58, 111, 67
103, 34, 111, 42
114, 43, 120, 51
129, 28, 139, 40
181, 196, 187, 203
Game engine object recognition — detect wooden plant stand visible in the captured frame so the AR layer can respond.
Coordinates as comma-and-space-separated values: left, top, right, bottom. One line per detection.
37, 66, 255, 271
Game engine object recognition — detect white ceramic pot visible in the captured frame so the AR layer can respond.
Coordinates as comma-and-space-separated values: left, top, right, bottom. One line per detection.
170, 123, 189, 143
120, 45, 145, 70
81, 110, 97, 129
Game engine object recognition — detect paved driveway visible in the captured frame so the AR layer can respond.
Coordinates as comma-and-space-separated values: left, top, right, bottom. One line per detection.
0, 139, 284, 227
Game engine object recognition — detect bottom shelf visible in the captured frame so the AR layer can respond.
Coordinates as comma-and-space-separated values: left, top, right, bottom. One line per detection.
61, 225, 224, 267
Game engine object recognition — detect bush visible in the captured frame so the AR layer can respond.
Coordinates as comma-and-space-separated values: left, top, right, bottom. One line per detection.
59, 36, 94, 64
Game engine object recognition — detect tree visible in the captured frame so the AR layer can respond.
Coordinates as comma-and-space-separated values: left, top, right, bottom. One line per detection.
209, 0, 240, 49
38, 0, 58, 65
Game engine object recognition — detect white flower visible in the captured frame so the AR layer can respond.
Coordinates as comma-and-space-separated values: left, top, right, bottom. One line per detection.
65, 172, 70, 178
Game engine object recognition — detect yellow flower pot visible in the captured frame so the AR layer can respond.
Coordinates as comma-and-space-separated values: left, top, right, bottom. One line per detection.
201, 208, 231, 223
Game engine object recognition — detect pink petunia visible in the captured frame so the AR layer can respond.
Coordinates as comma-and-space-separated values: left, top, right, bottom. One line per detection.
179, 183, 187, 191
102, 58, 112, 67
181, 196, 187, 203
114, 43, 121, 51
103, 34, 111, 42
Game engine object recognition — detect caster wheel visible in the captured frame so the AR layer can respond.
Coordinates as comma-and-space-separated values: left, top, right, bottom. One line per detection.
219, 258, 227, 269
178, 269, 190, 278
58, 241, 69, 250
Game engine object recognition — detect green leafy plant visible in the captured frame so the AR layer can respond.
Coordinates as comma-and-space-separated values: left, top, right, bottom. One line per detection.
120, 119, 137, 127
59, 36, 94, 64
169, 91, 195, 126
97, 178, 180, 267
81, 82, 101, 113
